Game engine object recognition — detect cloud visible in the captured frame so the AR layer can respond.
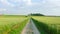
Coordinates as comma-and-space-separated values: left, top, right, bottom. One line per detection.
0, 0, 15, 7
0, 8, 7, 14
27, 0, 32, 5
8, 0, 21, 3
0, 8, 7, 11
22, 0, 32, 5
0, 0, 60, 16
46, 0, 60, 6
23, 0, 27, 2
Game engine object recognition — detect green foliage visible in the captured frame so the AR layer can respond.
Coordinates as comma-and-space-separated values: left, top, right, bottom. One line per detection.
0, 15, 60, 34
32, 18, 57, 34
9, 19, 29, 34
32, 16, 60, 34
28, 13, 44, 16
0, 16, 29, 34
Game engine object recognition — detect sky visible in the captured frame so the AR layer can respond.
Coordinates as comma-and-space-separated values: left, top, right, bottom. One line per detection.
0, 0, 60, 16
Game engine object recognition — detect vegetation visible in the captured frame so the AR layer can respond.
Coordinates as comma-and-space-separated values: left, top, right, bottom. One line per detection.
0, 16, 29, 34
28, 13, 44, 16
0, 15, 60, 34
8, 19, 29, 34
32, 16, 60, 34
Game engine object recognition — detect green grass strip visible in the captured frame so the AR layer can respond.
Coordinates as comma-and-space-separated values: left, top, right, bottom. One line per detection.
7, 19, 29, 34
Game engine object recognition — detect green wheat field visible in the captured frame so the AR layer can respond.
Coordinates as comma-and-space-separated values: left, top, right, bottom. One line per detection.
0, 15, 60, 34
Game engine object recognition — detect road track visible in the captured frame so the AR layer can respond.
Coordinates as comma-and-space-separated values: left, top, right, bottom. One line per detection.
21, 19, 40, 34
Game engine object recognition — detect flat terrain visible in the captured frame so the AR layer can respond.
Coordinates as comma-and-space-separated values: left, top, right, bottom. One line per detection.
0, 15, 29, 34
0, 16, 60, 34
32, 16, 60, 34
21, 19, 40, 34
32, 16, 60, 24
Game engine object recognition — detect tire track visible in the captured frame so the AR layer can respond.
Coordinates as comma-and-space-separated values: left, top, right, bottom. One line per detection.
21, 19, 40, 34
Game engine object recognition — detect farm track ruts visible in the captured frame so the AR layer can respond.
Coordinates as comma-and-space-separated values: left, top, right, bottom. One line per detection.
21, 19, 40, 34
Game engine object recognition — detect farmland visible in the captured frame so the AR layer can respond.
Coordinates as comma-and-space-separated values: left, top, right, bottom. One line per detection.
0, 15, 60, 34
0, 15, 29, 34
32, 16, 60, 34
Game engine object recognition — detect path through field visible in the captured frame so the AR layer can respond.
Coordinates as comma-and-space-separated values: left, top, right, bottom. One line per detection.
21, 19, 40, 34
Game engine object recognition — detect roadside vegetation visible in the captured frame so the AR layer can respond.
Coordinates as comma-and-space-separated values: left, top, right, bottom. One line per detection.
32, 16, 60, 34
0, 15, 60, 34
0, 15, 29, 34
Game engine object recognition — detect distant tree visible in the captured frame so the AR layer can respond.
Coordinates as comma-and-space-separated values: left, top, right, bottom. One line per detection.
28, 13, 44, 16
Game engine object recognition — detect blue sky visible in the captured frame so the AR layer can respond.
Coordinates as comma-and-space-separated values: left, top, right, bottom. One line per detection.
0, 0, 60, 16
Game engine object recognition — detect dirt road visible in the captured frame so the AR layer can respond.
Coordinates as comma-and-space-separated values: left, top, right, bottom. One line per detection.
21, 19, 40, 34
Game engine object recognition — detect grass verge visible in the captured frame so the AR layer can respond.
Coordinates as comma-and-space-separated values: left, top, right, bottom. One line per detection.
7, 19, 29, 34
